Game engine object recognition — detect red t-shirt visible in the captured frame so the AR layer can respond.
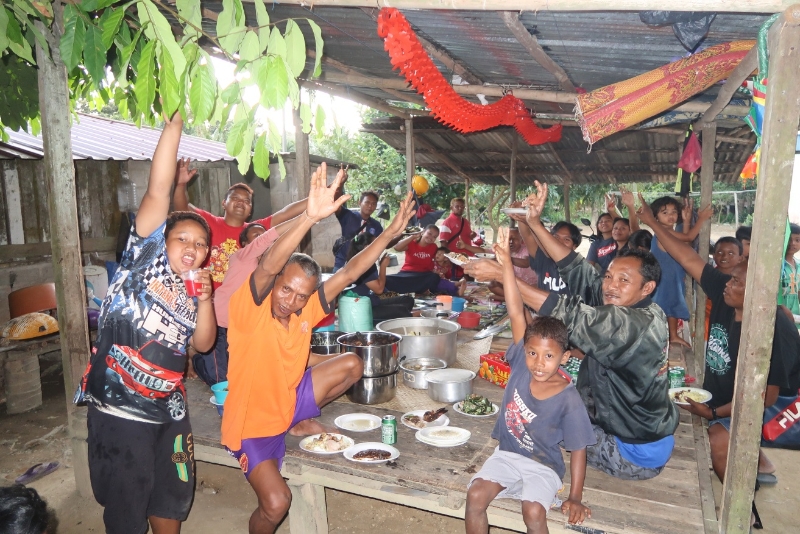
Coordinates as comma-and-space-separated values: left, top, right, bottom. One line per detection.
195, 208, 272, 290
439, 214, 473, 256
401, 240, 437, 272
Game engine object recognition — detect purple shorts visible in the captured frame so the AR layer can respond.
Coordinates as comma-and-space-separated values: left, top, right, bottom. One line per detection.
227, 368, 320, 478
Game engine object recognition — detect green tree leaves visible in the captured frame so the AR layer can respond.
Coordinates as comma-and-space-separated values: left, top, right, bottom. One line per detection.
189, 62, 216, 123
83, 24, 107, 84
216, 0, 245, 55
284, 20, 305, 78
308, 19, 323, 77
59, 5, 85, 72
253, 0, 269, 52
134, 39, 156, 116
261, 56, 288, 110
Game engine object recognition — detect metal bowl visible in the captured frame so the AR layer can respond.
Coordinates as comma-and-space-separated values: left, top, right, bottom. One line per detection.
425, 369, 476, 403
398, 357, 447, 389
311, 331, 345, 355
346, 372, 398, 405
376, 318, 461, 367
337, 331, 401, 377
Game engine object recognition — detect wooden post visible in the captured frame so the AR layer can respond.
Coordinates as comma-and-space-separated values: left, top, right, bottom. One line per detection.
509, 133, 518, 203
692, 122, 716, 381
405, 118, 414, 192
35, 14, 91, 496
734, 192, 740, 226
719, 7, 800, 533
563, 183, 571, 223
293, 106, 311, 254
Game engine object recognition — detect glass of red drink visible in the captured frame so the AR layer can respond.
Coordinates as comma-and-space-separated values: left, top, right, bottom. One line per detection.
182, 269, 202, 297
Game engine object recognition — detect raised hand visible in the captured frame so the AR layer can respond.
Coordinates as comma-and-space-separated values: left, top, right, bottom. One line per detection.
175, 158, 197, 186
386, 191, 417, 237
681, 197, 694, 223
697, 203, 713, 222
463, 258, 503, 283
522, 180, 548, 226
620, 187, 635, 209
506, 200, 528, 224
605, 193, 617, 214
193, 269, 213, 303
493, 227, 512, 267
636, 193, 656, 225
306, 163, 351, 222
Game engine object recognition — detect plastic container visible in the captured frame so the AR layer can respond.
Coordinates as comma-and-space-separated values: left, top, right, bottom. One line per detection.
436, 295, 453, 311
210, 381, 229, 404
457, 311, 481, 329
210, 396, 224, 416
339, 294, 374, 333
451, 297, 466, 312
84, 265, 108, 310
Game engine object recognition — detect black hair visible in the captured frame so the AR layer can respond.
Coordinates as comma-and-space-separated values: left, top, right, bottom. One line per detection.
239, 223, 267, 248
616, 248, 661, 285
346, 232, 375, 262
735, 225, 752, 242
359, 191, 379, 203
714, 236, 743, 255
0, 485, 49, 534
523, 316, 570, 351
551, 221, 581, 248
278, 253, 322, 290
790, 223, 800, 236
225, 182, 254, 200
436, 245, 450, 254
423, 224, 440, 235
613, 217, 630, 227
628, 229, 652, 251
596, 212, 613, 234
649, 196, 684, 225
165, 211, 211, 243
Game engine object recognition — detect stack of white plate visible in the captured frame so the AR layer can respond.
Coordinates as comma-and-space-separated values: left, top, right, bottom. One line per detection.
415, 426, 471, 448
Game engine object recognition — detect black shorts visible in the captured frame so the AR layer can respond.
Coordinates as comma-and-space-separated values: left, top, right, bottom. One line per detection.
87, 405, 195, 534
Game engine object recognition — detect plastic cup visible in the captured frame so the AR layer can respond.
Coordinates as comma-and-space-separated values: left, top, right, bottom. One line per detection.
182, 269, 202, 297
451, 297, 466, 312
436, 295, 453, 311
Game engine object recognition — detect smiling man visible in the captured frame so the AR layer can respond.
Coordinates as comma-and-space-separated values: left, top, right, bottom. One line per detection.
465, 181, 678, 481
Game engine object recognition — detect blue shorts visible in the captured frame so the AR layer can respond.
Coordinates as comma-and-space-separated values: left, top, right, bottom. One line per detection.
227, 368, 321, 478
709, 416, 732, 431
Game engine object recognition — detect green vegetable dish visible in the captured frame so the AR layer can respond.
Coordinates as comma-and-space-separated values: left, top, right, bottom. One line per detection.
460, 394, 495, 415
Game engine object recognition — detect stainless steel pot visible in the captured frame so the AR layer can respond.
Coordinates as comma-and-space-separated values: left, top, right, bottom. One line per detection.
425, 369, 476, 403
337, 331, 401, 378
311, 331, 344, 355
398, 357, 447, 390
376, 318, 460, 367
346, 372, 397, 405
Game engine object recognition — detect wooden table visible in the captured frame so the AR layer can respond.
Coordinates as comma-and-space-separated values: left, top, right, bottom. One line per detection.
188, 347, 717, 534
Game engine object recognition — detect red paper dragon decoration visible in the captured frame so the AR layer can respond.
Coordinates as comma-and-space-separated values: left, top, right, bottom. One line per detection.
377, 8, 562, 145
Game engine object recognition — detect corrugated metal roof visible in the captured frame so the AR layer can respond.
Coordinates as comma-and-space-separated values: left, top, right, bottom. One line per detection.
1, 113, 233, 161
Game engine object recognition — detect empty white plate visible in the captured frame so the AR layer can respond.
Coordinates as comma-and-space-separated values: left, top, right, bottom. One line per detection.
334, 413, 382, 432
418, 426, 471, 443
415, 431, 469, 448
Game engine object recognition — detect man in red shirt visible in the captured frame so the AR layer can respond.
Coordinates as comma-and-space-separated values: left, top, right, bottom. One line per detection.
386, 225, 465, 295
172, 159, 307, 289
439, 198, 487, 257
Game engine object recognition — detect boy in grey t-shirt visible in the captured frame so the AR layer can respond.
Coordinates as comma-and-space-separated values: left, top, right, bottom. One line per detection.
465, 229, 595, 534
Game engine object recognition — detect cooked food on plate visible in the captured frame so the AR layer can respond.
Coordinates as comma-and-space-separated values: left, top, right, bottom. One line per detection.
305, 433, 350, 452
446, 253, 469, 264
672, 389, 707, 403
353, 449, 392, 461
403, 414, 425, 428
460, 394, 496, 415
423, 407, 448, 422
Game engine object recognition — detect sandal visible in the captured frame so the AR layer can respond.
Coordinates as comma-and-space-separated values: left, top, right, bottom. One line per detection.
15, 461, 60, 485
756, 472, 778, 486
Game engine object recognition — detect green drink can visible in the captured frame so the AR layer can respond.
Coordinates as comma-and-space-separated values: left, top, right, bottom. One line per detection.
381, 415, 397, 445
668, 367, 685, 388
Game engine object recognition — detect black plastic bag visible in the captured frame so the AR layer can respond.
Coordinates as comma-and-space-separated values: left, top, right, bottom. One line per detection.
640, 11, 717, 51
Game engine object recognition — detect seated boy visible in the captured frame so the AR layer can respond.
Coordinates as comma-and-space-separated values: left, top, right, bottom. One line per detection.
465, 229, 595, 534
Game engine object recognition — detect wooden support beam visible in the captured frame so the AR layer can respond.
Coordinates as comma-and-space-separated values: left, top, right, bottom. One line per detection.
412, 136, 472, 183
0, 237, 117, 262
382, 88, 428, 107
405, 118, 415, 191
500, 12, 576, 93
360, 7, 483, 85
563, 183, 571, 222
719, 7, 800, 533
299, 79, 415, 120
35, 13, 91, 496
240, 0, 797, 13
293, 106, 312, 255
697, 47, 758, 127
640, 127, 754, 145
509, 133, 518, 204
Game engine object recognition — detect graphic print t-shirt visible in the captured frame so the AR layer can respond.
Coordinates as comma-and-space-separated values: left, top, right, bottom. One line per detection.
401, 240, 437, 272
78, 223, 198, 424
491, 340, 595, 479
528, 248, 570, 295
195, 208, 273, 290
587, 237, 617, 273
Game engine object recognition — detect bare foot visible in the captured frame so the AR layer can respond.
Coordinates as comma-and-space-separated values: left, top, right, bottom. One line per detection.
288, 418, 329, 437
758, 450, 776, 474
670, 336, 692, 349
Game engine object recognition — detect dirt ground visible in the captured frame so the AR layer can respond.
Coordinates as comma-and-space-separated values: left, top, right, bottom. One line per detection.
1, 356, 798, 534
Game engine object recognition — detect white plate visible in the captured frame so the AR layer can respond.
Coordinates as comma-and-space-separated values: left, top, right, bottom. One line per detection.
444, 253, 470, 266
474, 253, 496, 259
209, 395, 222, 406
418, 426, 471, 443
669, 387, 713, 406
299, 433, 354, 455
502, 208, 528, 215
415, 431, 469, 448
343, 442, 400, 463
401, 410, 451, 430
453, 400, 500, 418
334, 413, 382, 432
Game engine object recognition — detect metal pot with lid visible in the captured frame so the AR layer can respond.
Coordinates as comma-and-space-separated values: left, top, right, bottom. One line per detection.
376, 318, 460, 366
398, 357, 447, 389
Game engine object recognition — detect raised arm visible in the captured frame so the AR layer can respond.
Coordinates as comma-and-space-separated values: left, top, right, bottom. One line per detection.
171, 157, 196, 212
463, 258, 552, 312
620, 188, 640, 232
365, 255, 392, 294
324, 192, 416, 298
270, 197, 309, 226
253, 164, 350, 294
636, 193, 707, 282
393, 232, 421, 252
495, 228, 526, 343
508, 208, 539, 257
523, 182, 572, 263
137, 113, 183, 236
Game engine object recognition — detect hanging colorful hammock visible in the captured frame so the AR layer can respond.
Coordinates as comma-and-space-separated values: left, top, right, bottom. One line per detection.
376, 8, 562, 145
575, 40, 755, 146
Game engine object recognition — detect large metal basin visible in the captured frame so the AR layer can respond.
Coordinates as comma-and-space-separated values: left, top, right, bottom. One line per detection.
337, 331, 401, 378
346, 372, 397, 405
376, 318, 461, 367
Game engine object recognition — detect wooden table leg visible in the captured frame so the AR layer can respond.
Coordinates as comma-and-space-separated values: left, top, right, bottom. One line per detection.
4, 349, 42, 414
288, 481, 328, 534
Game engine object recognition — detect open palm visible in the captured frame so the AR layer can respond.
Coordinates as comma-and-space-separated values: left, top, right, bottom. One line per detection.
523, 180, 548, 225
386, 192, 417, 236
307, 163, 350, 222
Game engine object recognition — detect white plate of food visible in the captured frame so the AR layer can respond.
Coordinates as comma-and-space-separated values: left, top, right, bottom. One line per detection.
418, 426, 471, 443
403, 225, 422, 235
474, 253, 496, 259
415, 429, 470, 448
454, 394, 500, 417
445, 253, 470, 266
502, 208, 528, 215
334, 413, 382, 432
669, 387, 712, 406
401, 409, 450, 430
299, 433, 354, 454
343, 442, 400, 463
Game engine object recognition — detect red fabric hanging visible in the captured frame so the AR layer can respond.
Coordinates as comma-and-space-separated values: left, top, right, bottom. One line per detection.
376, 8, 562, 145
677, 132, 702, 173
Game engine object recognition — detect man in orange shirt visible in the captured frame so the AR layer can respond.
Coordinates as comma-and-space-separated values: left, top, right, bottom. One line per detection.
221, 163, 416, 534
